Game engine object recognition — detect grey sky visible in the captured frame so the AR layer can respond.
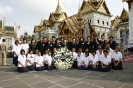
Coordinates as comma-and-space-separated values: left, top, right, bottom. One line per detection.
0, 0, 128, 36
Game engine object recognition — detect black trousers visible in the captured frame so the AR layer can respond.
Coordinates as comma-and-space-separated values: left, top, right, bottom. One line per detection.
112, 61, 123, 70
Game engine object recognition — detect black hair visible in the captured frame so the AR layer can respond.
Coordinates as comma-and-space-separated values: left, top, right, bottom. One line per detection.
30, 39, 36, 43
87, 36, 91, 39
20, 49, 25, 54
109, 36, 113, 38
85, 52, 89, 56
15, 40, 19, 44
29, 49, 33, 53
23, 38, 27, 42
52, 36, 55, 38
2, 39, 5, 42
103, 50, 107, 53
91, 49, 96, 54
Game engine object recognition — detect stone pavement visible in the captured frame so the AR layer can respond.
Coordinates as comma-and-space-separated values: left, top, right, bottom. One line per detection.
0, 58, 133, 88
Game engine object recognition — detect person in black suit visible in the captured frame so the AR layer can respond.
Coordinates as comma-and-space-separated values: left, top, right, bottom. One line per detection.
70, 38, 77, 51
99, 35, 106, 49
47, 37, 53, 52
29, 39, 36, 54
43, 37, 48, 50
92, 36, 100, 51
52, 36, 56, 48
85, 36, 93, 52
78, 37, 85, 52
36, 37, 46, 56
67, 37, 72, 46
63, 39, 70, 50
108, 36, 116, 50
55, 38, 63, 49
76, 37, 79, 45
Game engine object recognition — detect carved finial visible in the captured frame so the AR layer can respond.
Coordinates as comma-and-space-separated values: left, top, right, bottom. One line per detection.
78, 0, 81, 11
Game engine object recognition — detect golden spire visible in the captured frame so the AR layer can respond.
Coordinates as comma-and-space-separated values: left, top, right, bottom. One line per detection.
78, 0, 80, 11
55, 0, 63, 14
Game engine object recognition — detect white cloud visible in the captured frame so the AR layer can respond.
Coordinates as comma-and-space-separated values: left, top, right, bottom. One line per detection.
0, 6, 13, 15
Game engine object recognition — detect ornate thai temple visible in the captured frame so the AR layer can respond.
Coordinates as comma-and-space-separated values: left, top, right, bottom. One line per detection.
34, 0, 112, 40
0, 20, 17, 48
112, 8, 129, 43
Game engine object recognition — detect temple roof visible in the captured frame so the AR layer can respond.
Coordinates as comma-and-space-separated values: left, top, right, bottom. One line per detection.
119, 8, 129, 20
49, 0, 67, 23
81, 0, 111, 16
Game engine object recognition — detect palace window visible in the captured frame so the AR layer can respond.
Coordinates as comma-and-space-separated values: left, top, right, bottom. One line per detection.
102, 21, 104, 25
90, 20, 91, 23
97, 20, 99, 24
107, 22, 109, 26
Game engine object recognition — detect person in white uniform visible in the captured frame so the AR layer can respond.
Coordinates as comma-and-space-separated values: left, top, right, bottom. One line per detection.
21, 39, 29, 55
27, 50, 35, 71
43, 49, 48, 64
17, 49, 29, 72
82, 52, 90, 70
89, 50, 99, 71
77, 51, 84, 69
112, 47, 123, 70
100, 50, 111, 72
34, 51, 45, 71
72, 48, 77, 68
12, 40, 21, 67
44, 51, 53, 70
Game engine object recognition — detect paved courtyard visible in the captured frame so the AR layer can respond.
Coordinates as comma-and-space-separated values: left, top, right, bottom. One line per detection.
0, 58, 133, 88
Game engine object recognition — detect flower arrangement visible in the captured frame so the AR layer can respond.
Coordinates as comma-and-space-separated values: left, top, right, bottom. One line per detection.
52, 48, 74, 70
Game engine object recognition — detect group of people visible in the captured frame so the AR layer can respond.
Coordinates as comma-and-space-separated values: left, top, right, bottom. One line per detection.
10, 35, 124, 72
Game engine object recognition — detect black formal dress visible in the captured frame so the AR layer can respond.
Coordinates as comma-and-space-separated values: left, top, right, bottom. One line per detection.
78, 42, 85, 52
92, 40, 100, 51
36, 41, 46, 56
70, 43, 77, 51
85, 41, 93, 51
55, 43, 63, 49
29, 43, 36, 54
108, 41, 116, 50
99, 40, 106, 49
63, 43, 70, 50
47, 42, 53, 52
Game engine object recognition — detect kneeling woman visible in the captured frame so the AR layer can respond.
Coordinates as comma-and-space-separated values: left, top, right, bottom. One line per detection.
27, 50, 35, 71
34, 51, 45, 71
44, 51, 53, 70
112, 47, 123, 70
17, 49, 29, 72
77, 51, 84, 69
89, 50, 99, 71
100, 50, 111, 72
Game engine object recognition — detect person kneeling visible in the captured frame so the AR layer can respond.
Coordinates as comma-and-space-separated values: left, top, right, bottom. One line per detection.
77, 51, 84, 69
112, 47, 123, 70
44, 51, 53, 70
27, 50, 35, 71
82, 52, 90, 70
34, 51, 45, 71
89, 50, 99, 71
100, 50, 111, 72
17, 49, 29, 72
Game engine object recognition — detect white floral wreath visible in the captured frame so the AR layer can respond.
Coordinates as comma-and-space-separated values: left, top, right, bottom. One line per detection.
52, 48, 74, 70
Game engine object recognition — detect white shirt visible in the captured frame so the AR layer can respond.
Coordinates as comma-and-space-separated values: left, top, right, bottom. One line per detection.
17, 55, 27, 67
45, 55, 52, 65
12, 44, 21, 57
34, 56, 44, 67
97, 52, 104, 61
43, 54, 48, 61
72, 52, 77, 60
89, 55, 99, 65
83, 56, 90, 66
112, 52, 122, 61
21, 43, 29, 53
77, 55, 84, 65
27, 54, 35, 66
101, 55, 111, 65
